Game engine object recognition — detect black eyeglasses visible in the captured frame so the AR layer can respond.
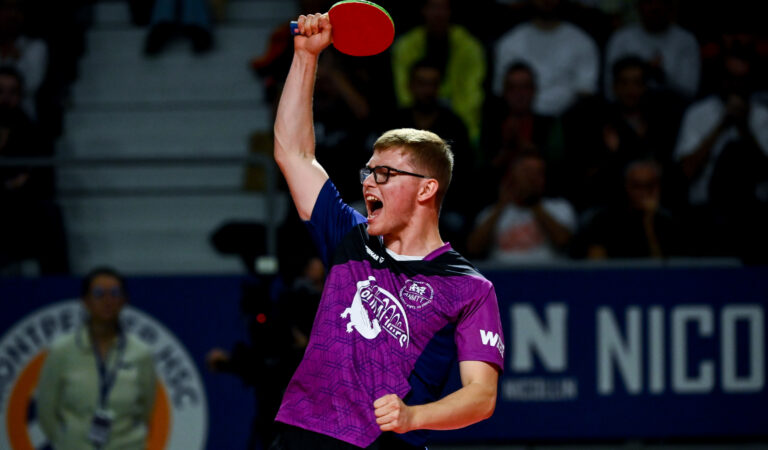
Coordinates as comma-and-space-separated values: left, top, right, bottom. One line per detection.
359, 165, 427, 185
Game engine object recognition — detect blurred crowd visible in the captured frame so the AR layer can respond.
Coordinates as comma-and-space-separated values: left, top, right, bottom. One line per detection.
0, 0, 90, 274
253, 0, 768, 265
2, 0, 767, 277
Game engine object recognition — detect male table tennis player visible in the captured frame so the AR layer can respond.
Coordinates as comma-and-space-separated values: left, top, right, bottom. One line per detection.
270, 12, 505, 450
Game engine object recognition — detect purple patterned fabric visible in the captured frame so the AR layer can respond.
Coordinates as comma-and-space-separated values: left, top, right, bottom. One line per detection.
275, 181, 504, 448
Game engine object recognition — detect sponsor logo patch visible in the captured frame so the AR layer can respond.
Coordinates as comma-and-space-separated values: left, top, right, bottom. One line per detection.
365, 245, 385, 263
399, 280, 434, 310
342, 277, 410, 348
480, 329, 505, 357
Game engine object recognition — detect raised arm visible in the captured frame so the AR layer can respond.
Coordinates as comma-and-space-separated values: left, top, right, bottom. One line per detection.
273, 13, 333, 220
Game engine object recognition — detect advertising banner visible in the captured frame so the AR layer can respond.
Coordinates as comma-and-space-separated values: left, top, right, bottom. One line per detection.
442, 266, 768, 442
1, 266, 766, 448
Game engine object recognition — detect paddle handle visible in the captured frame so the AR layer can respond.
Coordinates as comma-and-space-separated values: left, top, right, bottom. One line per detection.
290, 21, 299, 35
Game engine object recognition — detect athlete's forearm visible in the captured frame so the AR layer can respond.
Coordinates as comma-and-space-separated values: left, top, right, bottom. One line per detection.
409, 379, 496, 431
274, 50, 319, 166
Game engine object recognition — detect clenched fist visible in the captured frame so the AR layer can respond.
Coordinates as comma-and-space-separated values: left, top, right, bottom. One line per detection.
373, 394, 414, 433
294, 13, 332, 56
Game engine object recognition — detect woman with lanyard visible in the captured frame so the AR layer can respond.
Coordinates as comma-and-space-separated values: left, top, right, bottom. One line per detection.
38, 267, 157, 450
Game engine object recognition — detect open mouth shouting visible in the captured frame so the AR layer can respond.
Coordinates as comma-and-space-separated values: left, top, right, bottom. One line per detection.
365, 193, 384, 220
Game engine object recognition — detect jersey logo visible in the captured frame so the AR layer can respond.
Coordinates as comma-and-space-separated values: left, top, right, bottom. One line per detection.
341, 276, 410, 348
480, 329, 505, 356
399, 280, 434, 310
342, 277, 382, 339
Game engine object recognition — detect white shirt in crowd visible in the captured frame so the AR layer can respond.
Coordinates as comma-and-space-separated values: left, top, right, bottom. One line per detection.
604, 23, 700, 99
0, 36, 48, 119
493, 22, 599, 116
476, 198, 577, 264
674, 95, 768, 205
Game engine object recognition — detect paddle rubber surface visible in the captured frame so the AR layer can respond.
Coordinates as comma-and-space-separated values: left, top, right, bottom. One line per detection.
290, 0, 395, 56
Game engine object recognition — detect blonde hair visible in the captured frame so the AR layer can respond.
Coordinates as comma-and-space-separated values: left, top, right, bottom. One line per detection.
373, 128, 454, 209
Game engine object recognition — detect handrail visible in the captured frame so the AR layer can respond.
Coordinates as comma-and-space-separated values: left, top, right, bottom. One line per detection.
0, 154, 271, 167
0, 154, 280, 259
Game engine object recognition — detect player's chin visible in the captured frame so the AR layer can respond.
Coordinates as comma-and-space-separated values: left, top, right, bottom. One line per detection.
367, 223, 384, 236
366, 218, 385, 236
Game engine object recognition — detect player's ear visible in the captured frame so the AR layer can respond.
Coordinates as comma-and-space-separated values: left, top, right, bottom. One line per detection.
417, 178, 439, 203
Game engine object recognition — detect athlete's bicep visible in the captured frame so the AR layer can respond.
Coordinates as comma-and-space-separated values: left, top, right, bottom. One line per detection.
459, 360, 499, 388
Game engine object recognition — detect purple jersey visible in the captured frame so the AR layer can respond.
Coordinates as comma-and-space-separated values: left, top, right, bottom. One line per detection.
276, 180, 505, 448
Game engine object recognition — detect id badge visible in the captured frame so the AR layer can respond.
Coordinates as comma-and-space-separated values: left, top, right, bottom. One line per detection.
88, 408, 114, 446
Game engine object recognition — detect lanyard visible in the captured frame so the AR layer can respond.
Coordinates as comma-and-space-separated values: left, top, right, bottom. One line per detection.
91, 332, 126, 409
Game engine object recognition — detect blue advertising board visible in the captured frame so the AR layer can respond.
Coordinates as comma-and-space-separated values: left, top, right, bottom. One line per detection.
0, 275, 254, 450
441, 266, 768, 443
1, 266, 766, 448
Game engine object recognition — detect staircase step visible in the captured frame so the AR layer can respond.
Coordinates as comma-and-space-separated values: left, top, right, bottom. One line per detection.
60, 0, 297, 275
91, 0, 297, 27
225, 0, 298, 23
73, 26, 272, 106
58, 166, 250, 190
80, 26, 273, 62
61, 106, 271, 158
61, 193, 289, 274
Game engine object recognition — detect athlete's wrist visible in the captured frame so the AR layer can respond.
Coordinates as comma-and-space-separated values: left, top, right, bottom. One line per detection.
404, 404, 424, 432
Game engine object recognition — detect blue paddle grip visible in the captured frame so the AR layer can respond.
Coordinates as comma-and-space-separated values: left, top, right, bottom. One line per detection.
290, 21, 299, 35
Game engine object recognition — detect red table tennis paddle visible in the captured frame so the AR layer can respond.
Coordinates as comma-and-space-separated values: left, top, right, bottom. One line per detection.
290, 0, 395, 57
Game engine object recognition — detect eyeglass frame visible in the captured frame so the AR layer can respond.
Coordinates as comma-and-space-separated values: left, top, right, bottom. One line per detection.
88, 286, 126, 300
359, 165, 428, 185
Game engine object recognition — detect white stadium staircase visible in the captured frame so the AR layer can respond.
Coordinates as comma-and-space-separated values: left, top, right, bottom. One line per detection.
57, 0, 296, 275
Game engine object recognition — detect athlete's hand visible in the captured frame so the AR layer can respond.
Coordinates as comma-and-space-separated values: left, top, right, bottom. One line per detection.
374, 394, 413, 433
294, 13, 332, 56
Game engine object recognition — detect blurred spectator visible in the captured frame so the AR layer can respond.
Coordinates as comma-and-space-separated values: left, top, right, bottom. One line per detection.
493, 0, 599, 117
207, 211, 324, 449
37, 267, 157, 450
382, 59, 473, 253
675, 45, 768, 207
251, 21, 294, 117
576, 159, 684, 259
144, 0, 213, 55
391, 0, 486, 146
21, 0, 92, 138
481, 61, 564, 191
250, 0, 335, 117
312, 49, 391, 202
604, 0, 700, 100
570, 0, 639, 31
564, 56, 685, 211
0, 0, 48, 119
492, 0, 622, 46
129, 0, 156, 26
698, 31, 768, 105
467, 152, 576, 263
0, 66, 68, 274
385, 60, 470, 154
206, 276, 300, 450
674, 43, 768, 260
